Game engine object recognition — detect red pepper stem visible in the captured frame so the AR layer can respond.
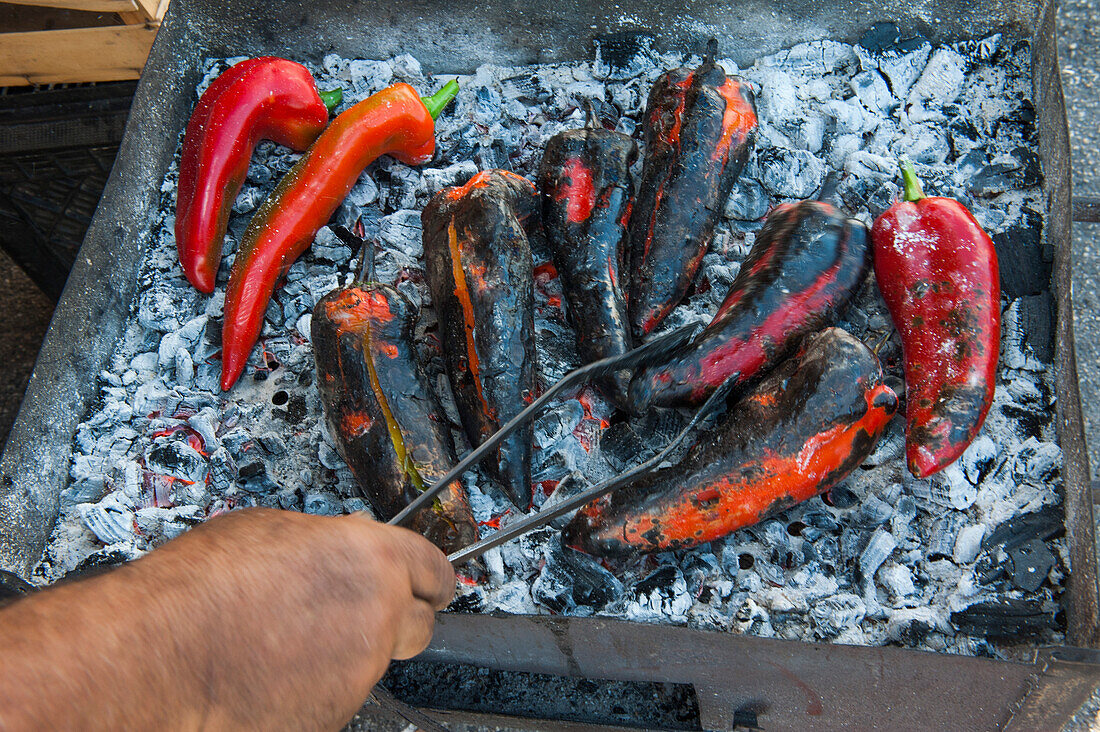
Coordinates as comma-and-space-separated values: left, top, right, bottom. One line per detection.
318, 88, 343, 113
421, 79, 460, 120
900, 160, 926, 202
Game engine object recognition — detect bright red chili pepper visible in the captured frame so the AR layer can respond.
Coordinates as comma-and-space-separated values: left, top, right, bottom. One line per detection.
175, 57, 341, 294
563, 328, 897, 558
871, 162, 1001, 479
219, 80, 458, 390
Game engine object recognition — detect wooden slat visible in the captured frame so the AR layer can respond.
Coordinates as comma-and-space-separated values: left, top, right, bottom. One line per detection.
0, 23, 158, 87
0, 0, 139, 12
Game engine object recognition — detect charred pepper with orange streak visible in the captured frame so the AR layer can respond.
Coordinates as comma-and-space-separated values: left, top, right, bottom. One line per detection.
422, 170, 538, 508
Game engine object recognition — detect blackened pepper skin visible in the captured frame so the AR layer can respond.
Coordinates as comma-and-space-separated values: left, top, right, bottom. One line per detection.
422, 170, 537, 508
563, 328, 897, 558
312, 283, 479, 555
630, 201, 870, 409
628, 47, 758, 340
539, 114, 637, 408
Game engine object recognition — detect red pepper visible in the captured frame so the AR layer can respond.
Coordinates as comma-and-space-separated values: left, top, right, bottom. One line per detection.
628, 41, 758, 339
219, 80, 458, 390
630, 200, 870, 410
871, 162, 1000, 478
421, 170, 537, 508
175, 57, 341, 294
538, 107, 637, 408
563, 328, 897, 558
311, 280, 480, 555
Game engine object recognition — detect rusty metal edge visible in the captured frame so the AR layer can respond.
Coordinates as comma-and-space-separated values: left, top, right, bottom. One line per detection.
1034, 0, 1100, 649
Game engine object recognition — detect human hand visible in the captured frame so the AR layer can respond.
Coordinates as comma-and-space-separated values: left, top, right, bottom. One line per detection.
0, 507, 454, 731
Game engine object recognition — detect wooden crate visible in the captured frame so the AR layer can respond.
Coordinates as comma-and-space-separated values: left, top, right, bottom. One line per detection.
0, 0, 169, 87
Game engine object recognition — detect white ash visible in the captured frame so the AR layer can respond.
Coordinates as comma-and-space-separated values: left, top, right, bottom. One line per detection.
35, 32, 1065, 657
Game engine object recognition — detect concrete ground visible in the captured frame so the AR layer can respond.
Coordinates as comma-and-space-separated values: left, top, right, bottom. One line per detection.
0, 7, 1099, 463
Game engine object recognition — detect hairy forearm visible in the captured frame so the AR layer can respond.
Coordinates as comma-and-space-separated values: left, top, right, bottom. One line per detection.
0, 562, 208, 729
0, 509, 453, 731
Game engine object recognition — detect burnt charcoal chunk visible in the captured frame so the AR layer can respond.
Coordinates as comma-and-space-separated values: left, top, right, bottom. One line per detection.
1007, 538, 1056, 592
1014, 292, 1054, 363
951, 598, 1057, 639
532, 543, 623, 612
983, 506, 1063, 551
822, 485, 859, 509
969, 147, 1043, 196
858, 22, 902, 52
594, 32, 657, 74
0, 569, 33, 601
448, 593, 484, 613
634, 564, 681, 596
993, 209, 1049, 298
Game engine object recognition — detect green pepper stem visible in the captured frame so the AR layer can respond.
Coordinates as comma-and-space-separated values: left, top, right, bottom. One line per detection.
900, 159, 926, 202
422, 79, 459, 120
319, 88, 343, 113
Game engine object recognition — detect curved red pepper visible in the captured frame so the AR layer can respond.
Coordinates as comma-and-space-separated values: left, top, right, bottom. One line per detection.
563, 328, 897, 558
220, 80, 458, 390
175, 57, 339, 294
630, 201, 870, 409
628, 45, 758, 339
871, 162, 1000, 478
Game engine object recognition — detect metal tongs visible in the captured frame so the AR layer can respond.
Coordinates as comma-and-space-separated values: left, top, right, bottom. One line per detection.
385, 322, 735, 566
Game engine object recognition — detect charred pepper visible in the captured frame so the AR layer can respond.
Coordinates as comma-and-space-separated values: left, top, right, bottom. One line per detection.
871, 162, 1001, 478
563, 328, 897, 558
422, 170, 537, 508
220, 80, 459, 390
312, 279, 479, 554
628, 41, 758, 339
630, 201, 870, 409
176, 57, 340, 294
538, 107, 637, 407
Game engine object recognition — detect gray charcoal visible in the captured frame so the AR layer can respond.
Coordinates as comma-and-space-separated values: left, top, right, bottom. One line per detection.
862, 418, 904, 466
876, 561, 916, 602
906, 48, 967, 120
422, 161, 479, 194
951, 598, 1057, 640
886, 607, 941, 646
319, 442, 343, 470
174, 347, 194, 386
304, 492, 344, 516
532, 400, 585, 449
856, 493, 894, 528
207, 447, 237, 491
952, 34, 1001, 62
941, 463, 977, 510
891, 126, 949, 165
850, 70, 896, 112
532, 542, 623, 613
757, 148, 827, 198
992, 209, 1048, 298
860, 527, 896, 578
1007, 538, 1055, 593
1003, 294, 1054, 369
890, 495, 918, 541
759, 40, 856, 74
593, 33, 658, 81
723, 179, 771, 221
756, 68, 798, 124
926, 513, 963, 560
144, 440, 207, 484
969, 148, 1043, 196
60, 480, 107, 507
876, 44, 932, 99
232, 185, 264, 214
79, 502, 134, 545
157, 330, 187, 368
378, 209, 424, 259
389, 53, 423, 81
788, 116, 826, 153
532, 434, 589, 483
258, 432, 287, 455
810, 593, 866, 638
311, 228, 354, 263
953, 524, 987, 564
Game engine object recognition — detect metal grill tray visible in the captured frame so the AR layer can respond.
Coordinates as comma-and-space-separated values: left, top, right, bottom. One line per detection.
1, 0, 1096, 728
